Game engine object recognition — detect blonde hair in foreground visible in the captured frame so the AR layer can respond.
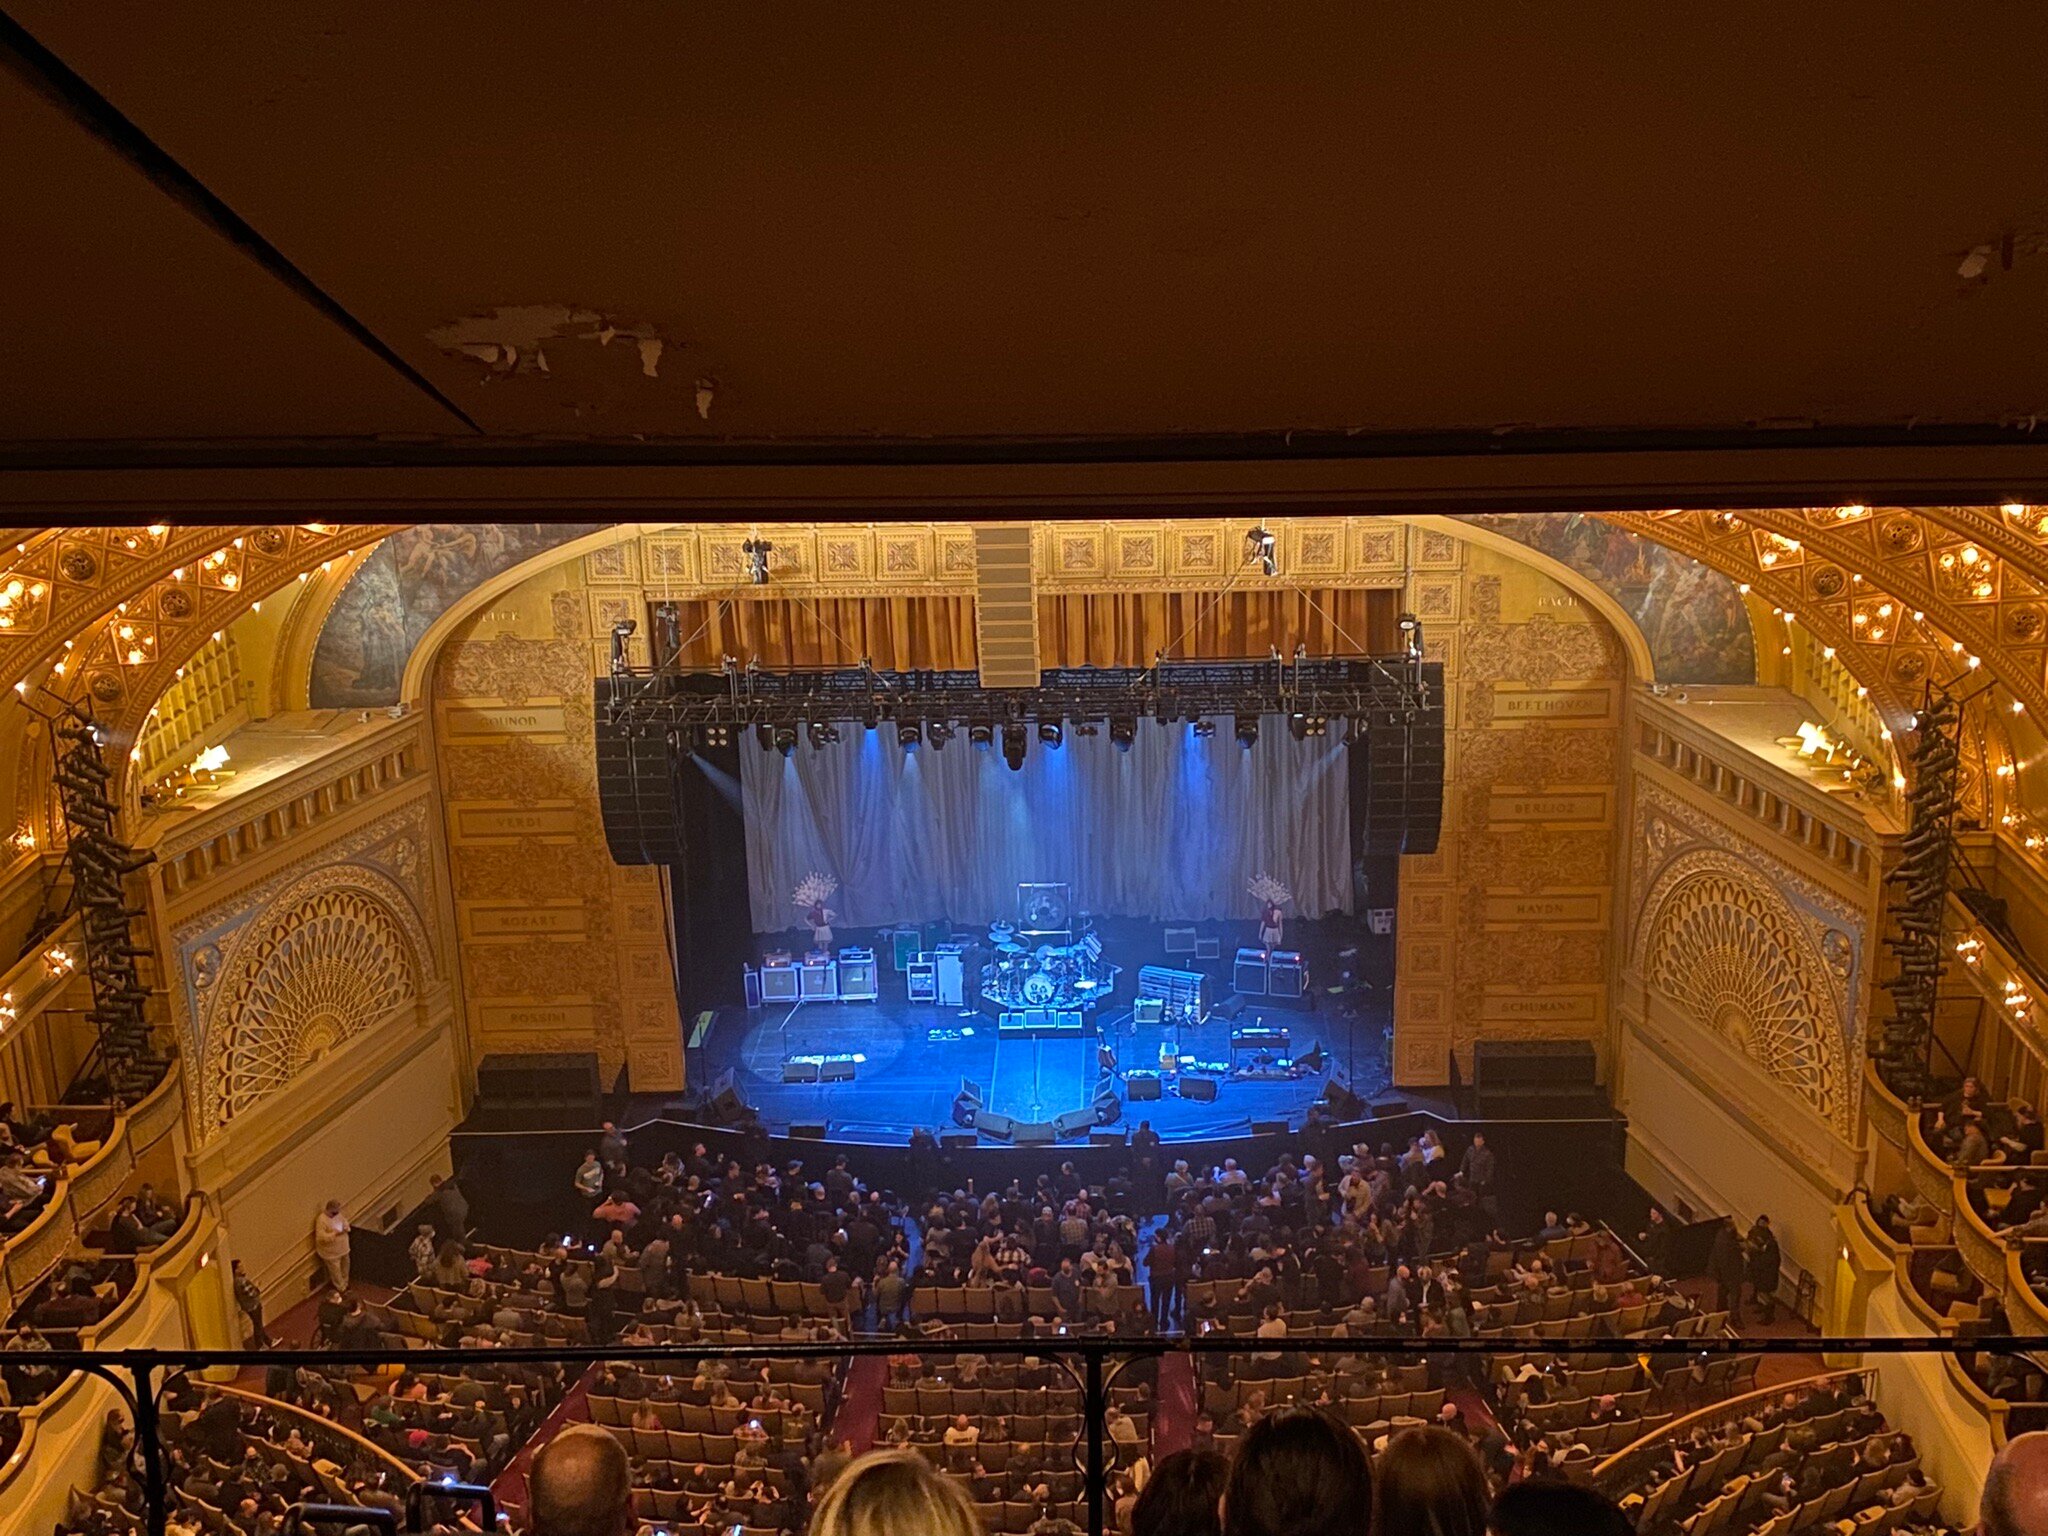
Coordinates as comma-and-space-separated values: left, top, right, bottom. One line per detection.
810, 1449, 983, 1536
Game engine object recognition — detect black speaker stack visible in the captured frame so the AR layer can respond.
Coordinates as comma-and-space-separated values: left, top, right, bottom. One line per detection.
473, 1052, 601, 1124
1472, 1039, 1602, 1116
1353, 688, 1445, 857
594, 681, 683, 865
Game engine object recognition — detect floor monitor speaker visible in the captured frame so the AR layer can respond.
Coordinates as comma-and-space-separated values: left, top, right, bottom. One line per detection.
974, 1110, 1016, 1141
1016, 1120, 1057, 1145
1053, 1108, 1096, 1139
1180, 1075, 1219, 1103
790, 1122, 827, 1139
940, 1131, 977, 1149
1126, 1073, 1162, 1102
1251, 1119, 1289, 1135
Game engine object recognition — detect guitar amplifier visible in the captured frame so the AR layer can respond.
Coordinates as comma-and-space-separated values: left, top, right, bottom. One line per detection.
1133, 997, 1165, 1026
799, 959, 839, 1001
1234, 947, 1269, 996
906, 961, 937, 1002
838, 948, 879, 1001
1138, 965, 1210, 1019
761, 961, 799, 1003
1267, 950, 1307, 999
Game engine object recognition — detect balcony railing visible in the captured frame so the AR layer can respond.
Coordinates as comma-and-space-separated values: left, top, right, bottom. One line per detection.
27, 1335, 2046, 1536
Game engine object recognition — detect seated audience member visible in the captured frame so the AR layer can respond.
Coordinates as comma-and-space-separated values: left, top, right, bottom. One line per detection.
1132, 1449, 1229, 1536
809, 1450, 981, 1536
528, 1423, 634, 1536
1980, 1431, 2048, 1536
1377, 1427, 1488, 1536
1222, 1406, 1374, 1536
108, 1195, 176, 1251
1489, 1479, 1635, 1536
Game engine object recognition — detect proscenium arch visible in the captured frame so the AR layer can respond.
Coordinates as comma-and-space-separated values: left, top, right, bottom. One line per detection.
391, 514, 1668, 704
1401, 514, 1661, 682
395, 522, 681, 704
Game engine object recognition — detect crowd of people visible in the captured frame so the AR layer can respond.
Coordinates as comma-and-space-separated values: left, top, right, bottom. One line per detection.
55, 1379, 422, 1536
519, 1408, 2030, 1536
13, 1114, 1980, 1536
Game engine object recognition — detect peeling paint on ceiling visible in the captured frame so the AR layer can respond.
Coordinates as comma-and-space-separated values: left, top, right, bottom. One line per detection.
427, 305, 665, 379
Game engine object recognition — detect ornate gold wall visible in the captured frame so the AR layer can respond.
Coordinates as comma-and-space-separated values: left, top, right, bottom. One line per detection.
146, 714, 466, 1302
431, 561, 682, 1090
1392, 531, 1629, 1084
1615, 692, 1888, 1307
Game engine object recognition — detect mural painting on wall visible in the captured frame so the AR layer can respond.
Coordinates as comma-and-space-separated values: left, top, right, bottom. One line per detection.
311, 523, 606, 707
1461, 513, 1756, 685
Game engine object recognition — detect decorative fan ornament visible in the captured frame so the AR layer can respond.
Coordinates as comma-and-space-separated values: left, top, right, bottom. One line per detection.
209, 888, 418, 1131
792, 872, 839, 910
1247, 874, 1293, 907
1645, 870, 1844, 1124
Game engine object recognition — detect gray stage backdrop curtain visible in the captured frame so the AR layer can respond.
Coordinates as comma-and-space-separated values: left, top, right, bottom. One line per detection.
738, 717, 1353, 933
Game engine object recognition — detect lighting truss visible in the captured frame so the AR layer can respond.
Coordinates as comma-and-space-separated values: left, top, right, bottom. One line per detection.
600, 652, 1441, 738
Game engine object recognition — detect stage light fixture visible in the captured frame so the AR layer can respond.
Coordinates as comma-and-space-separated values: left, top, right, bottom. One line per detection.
609, 618, 636, 672
772, 724, 798, 757
969, 721, 994, 749
742, 538, 773, 585
1072, 721, 1099, 736
1236, 714, 1259, 748
1397, 611, 1423, 658
1039, 720, 1063, 747
1109, 715, 1136, 752
1001, 721, 1028, 771
1192, 718, 1217, 739
897, 719, 922, 749
1289, 713, 1309, 741
806, 721, 839, 750
928, 720, 955, 750
755, 722, 775, 752
862, 702, 881, 731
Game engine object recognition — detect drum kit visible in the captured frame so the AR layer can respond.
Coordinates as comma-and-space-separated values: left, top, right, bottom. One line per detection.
983, 922, 1113, 1012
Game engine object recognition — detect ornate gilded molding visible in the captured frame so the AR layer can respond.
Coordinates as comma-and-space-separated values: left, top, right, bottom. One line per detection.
190, 859, 429, 1138
1630, 778, 1866, 1136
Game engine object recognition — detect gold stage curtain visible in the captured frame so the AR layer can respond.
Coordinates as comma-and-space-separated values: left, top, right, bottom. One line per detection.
670, 587, 1395, 671
1037, 588, 1399, 668
672, 595, 979, 670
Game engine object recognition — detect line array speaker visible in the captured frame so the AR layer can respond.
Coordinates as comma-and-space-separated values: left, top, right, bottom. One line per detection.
1352, 669, 1444, 857
594, 685, 682, 865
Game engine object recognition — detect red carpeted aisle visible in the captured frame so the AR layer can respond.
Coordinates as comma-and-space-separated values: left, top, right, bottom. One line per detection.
833, 1357, 888, 1452
492, 1366, 597, 1520
1151, 1354, 1197, 1457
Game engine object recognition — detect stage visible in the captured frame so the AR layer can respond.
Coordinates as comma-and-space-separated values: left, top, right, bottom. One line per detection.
689, 913, 1394, 1143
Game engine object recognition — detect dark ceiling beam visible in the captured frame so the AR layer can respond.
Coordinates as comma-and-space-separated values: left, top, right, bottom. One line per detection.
6, 437, 2048, 524
0, 8, 481, 436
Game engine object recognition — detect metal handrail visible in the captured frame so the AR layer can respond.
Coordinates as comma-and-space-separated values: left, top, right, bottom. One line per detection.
26, 1335, 2048, 1536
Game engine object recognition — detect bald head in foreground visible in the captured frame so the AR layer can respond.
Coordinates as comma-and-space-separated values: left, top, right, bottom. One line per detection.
1984, 1432, 2048, 1536
530, 1423, 634, 1536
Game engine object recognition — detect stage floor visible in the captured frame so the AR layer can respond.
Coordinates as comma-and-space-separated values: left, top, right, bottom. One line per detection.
693, 991, 1392, 1143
